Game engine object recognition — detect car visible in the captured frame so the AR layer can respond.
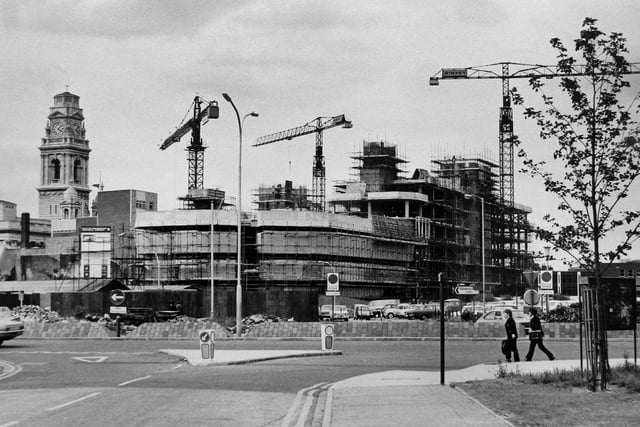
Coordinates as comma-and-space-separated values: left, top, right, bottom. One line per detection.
382, 303, 415, 319
319, 304, 349, 321
475, 308, 530, 329
353, 304, 372, 320
368, 299, 400, 318
408, 302, 440, 320
0, 307, 25, 346
444, 298, 463, 313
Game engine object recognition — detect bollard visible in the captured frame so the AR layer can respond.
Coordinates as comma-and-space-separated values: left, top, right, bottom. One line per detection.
321, 323, 335, 351
199, 329, 215, 359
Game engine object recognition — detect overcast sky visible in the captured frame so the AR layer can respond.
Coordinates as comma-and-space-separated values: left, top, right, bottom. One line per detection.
1, 1, 639, 265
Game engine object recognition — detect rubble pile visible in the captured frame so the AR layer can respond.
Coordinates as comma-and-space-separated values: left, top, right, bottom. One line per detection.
11, 305, 60, 323
229, 313, 292, 335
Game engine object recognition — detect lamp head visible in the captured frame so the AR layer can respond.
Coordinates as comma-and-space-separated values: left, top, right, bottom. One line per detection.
249, 112, 259, 117
222, 93, 232, 102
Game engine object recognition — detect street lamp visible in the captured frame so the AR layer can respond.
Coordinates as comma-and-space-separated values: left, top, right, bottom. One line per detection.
210, 199, 215, 320
222, 93, 258, 337
464, 194, 485, 312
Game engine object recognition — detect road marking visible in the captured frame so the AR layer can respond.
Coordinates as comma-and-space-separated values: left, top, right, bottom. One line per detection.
281, 382, 329, 427
71, 356, 109, 363
296, 383, 331, 427
118, 375, 151, 386
0, 421, 19, 427
0, 361, 22, 381
46, 392, 101, 411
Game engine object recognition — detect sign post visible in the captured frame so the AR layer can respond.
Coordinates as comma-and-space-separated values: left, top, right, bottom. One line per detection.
109, 290, 126, 337
326, 273, 340, 321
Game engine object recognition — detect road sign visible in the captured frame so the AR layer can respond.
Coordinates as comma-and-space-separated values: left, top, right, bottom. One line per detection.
455, 285, 479, 295
109, 289, 126, 306
327, 273, 339, 292
110, 306, 127, 315
539, 289, 554, 295
523, 289, 540, 305
326, 291, 340, 296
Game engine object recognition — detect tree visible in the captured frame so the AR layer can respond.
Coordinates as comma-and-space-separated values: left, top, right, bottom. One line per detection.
512, 18, 640, 390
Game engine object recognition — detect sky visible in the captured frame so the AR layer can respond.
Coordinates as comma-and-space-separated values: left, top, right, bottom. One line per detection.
1, 0, 640, 266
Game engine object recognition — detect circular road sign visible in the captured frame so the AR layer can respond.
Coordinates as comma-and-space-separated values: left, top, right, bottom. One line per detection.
199, 331, 211, 343
540, 271, 553, 283
523, 289, 540, 306
109, 289, 126, 306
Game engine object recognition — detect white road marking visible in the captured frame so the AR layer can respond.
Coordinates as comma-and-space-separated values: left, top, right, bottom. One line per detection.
0, 421, 19, 427
281, 382, 329, 427
118, 375, 151, 386
71, 356, 109, 363
46, 392, 101, 411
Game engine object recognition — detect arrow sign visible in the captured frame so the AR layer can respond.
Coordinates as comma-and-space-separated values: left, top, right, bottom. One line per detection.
455, 285, 479, 295
71, 356, 109, 363
110, 289, 126, 306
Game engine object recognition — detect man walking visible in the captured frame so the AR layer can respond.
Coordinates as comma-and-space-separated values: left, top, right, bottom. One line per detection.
525, 307, 555, 361
504, 309, 520, 362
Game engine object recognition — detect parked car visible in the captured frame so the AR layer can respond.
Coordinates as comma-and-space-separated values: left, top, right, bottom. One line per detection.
383, 303, 415, 319
0, 307, 25, 346
368, 299, 400, 318
475, 308, 530, 329
444, 298, 463, 313
408, 302, 440, 320
319, 304, 349, 321
353, 304, 372, 320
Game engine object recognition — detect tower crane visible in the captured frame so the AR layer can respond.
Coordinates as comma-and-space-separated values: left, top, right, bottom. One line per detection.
429, 61, 640, 208
254, 114, 353, 211
430, 61, 640, 271
160, 96, 219, 190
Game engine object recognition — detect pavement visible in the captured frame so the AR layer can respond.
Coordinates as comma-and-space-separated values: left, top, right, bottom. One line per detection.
161, 347, 630, 426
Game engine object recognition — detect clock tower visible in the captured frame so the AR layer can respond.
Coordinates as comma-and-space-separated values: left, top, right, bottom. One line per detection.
37, 91, 91, 220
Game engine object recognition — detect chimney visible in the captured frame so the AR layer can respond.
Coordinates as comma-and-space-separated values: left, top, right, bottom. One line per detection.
21, 213, 30, 248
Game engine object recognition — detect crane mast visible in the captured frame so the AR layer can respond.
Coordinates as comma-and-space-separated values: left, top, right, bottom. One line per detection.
430, 61, 640, 271
254, 115, 353, 211
160, 96, 219, 190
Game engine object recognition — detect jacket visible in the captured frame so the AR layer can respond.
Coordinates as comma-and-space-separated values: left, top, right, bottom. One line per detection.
505, 317, 518, 340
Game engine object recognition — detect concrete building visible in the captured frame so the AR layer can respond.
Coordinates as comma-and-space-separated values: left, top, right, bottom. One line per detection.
112, 140, 533, 302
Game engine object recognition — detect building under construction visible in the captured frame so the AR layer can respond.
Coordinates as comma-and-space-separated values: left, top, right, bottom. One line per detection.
110, 140, 533, 302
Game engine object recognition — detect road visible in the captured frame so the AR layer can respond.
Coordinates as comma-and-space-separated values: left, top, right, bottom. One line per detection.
0, 338, 636, 426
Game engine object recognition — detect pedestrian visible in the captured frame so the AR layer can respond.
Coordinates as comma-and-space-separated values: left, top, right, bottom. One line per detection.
504, 309, 520, 362
525, 307, 555, 361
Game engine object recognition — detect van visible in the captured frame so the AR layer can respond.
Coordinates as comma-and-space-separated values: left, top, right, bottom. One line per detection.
368, 299, 400, 317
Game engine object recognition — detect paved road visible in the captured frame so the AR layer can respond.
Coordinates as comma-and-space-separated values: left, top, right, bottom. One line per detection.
0, 338, 636, 426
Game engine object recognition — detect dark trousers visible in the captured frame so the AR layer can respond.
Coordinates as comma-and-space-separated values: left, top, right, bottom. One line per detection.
505, 338, 520, 362
525, 339, 554, 361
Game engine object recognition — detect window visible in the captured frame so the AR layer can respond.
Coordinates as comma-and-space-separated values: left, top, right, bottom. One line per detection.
73, 159, 83, 183
50, 158, 61, 182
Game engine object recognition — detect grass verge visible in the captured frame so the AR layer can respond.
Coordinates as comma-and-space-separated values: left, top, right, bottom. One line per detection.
460, 361, 640, 426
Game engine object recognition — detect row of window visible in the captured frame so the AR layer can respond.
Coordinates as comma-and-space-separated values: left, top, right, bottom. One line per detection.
135, 200, 154, 210
619, 268, 639, 277
48, 158, 85, 183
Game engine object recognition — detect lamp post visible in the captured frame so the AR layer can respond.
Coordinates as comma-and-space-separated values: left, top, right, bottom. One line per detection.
210, 199, 215, 319
222, 93, 258, 337
465, 194, 485, 312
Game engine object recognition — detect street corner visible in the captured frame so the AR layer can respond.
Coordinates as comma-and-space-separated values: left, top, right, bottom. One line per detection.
159, 348, 343, 367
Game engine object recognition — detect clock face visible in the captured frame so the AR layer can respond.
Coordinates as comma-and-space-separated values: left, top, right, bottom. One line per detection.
69, 121, 82, 136
52, 121, 65, 136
